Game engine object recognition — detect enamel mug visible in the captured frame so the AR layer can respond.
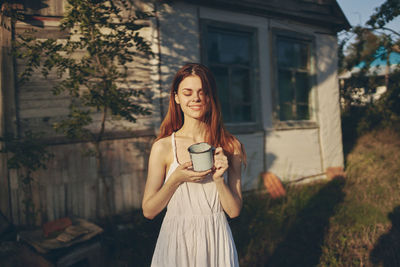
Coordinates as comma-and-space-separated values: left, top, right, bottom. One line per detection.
188, 142, 214, 172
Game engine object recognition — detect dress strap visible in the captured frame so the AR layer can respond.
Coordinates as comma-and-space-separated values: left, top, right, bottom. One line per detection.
171, 132, 178, 164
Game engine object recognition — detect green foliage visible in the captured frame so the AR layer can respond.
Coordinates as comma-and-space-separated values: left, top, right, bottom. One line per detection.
14, 0, 153, 142
341, 69, 400, 140
340, 0, 400, 138
367, 0, 400, 29
0, 131, 53, 225
0, 131, 52, 172
53, 105, 93, 140
13, 0, 154, 218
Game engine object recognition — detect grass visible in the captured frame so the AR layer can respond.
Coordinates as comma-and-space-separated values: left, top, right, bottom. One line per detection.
319, 128, 400, 267
99, 128, 400, 266
2, 128, 400, 266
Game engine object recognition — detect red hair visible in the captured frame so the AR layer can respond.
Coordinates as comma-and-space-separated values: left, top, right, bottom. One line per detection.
157, 63, 246, 163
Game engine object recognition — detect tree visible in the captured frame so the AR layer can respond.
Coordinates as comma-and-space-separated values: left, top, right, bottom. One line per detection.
0, 132, 53, 225
14, 0, 153, 218
339, 0, 400, 134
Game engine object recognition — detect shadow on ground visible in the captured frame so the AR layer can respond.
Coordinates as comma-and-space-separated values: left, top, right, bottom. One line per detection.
265, 177, 346, 267
100, 209, 165, 266
370, 206, 400, 267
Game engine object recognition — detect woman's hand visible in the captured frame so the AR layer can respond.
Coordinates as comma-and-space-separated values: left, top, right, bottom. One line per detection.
212, 147, 229, 181
170, 161, 212, 184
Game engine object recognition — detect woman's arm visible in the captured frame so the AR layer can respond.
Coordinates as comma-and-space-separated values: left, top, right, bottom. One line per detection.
142, 139, 177, 219
142, 139, 212, 219
213, 140, 243, 218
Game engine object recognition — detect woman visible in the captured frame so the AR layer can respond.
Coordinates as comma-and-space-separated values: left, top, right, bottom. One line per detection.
142, 63, 245, 267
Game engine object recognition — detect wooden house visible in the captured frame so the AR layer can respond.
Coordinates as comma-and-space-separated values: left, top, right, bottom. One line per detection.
0, 0, 350, 225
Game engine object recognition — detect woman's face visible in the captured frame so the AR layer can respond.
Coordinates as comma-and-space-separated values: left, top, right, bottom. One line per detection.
175, 75, 209, 120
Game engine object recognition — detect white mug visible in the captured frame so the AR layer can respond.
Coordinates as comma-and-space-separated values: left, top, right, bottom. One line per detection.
188, 142, 214, 172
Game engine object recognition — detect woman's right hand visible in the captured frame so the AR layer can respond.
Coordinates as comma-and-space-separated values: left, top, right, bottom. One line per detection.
170, 161, 212, 184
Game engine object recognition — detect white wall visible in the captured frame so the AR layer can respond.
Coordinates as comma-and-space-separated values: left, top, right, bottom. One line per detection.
315, 34, 344, 169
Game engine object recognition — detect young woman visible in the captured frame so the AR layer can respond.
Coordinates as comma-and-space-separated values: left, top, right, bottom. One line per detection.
142, 63, 246, 267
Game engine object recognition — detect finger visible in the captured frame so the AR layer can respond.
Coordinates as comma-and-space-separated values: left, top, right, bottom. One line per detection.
214, 159, 228, 168
214, 147, 223, 155
214, 153, 225, 160
215, 161, 226, 169
192, 176, 205, 182
180, 161, 193, 169
187, 169, 212, 177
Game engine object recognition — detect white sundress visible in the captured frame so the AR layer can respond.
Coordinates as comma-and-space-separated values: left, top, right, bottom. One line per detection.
150, 132, 239, 267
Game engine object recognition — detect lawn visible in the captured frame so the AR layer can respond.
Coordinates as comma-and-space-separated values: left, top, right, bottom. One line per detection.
1, 129, 400, 266
100, 128, 400, 266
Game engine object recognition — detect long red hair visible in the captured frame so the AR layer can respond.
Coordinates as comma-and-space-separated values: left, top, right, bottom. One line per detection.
157, 63, 246, 163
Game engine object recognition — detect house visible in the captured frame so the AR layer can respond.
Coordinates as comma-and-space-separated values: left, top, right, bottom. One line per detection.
0, 0, 350, 225
339, 47, 400, 105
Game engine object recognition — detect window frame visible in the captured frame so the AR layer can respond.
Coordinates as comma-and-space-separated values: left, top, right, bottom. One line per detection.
200, 19, 261, 134
271, 28, 318, 130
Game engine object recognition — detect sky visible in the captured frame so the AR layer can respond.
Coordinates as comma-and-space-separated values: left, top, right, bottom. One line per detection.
336, 0, 400, 30
336, 0, 400, 53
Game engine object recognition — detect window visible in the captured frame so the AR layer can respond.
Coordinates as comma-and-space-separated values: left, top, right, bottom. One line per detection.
274, 32, 315, 124
201, 20, 259, 130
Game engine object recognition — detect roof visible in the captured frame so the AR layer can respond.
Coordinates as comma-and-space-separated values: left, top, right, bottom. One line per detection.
339, 48, 400, 79
182, 0, 350, 32
357, 47, 400, 68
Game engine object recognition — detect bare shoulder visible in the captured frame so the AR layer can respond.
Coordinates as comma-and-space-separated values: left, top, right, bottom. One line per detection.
152, 136, 171, 152
231, 136, 245, 156
150, 136, 173, 165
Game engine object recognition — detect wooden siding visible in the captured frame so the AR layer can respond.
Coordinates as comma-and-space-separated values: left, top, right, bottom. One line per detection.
3, 2, 156, 224
14, 21, 154, 140
20, 0, 65, 17
1, 19, 15, 220
9, 136, 153, 225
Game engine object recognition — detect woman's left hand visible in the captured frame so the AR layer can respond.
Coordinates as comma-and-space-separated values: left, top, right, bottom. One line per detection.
212, 147, 229, 181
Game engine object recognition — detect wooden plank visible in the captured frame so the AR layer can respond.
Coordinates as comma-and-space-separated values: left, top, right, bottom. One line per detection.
19, 98, 69, 110
46, 182, 54, 222
1, 18, 18, 137
122, 139, 133, 209
88, 152, 98, 219
7, 135, 154, 225
19, 0, 65, 17
112, 142, 123, 213
19, 107, 70, 119
0, 154, 10, 219
8, 169, 17, 224
31, 171, 42, 225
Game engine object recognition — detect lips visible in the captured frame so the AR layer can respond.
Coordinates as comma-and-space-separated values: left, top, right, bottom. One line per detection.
189, 105, 203, 111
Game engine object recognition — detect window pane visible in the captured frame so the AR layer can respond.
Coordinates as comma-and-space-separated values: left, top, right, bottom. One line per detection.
277, 40, 296, 68
299, 43, 310, 70
232, 104, 252, 122
276, 35, 312, 121
277, 38, 310, 69
231, 67, 251, 103
205, 23, 255, 124
208, 28, 251, 65
295, 72, 310, 120
208, 32, 221, 63
278, 70, 294, 120
211, 66, 231, 122
231, 67, 252, 122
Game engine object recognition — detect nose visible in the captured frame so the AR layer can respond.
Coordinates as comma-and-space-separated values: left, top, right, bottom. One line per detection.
192, 92, 201, 102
